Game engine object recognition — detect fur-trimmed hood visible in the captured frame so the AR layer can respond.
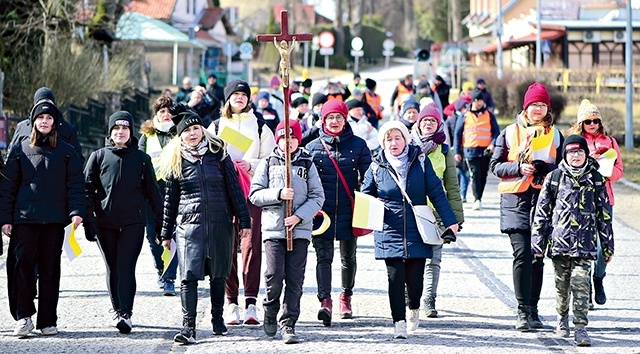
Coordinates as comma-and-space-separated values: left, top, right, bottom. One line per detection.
140, 119, 156, 135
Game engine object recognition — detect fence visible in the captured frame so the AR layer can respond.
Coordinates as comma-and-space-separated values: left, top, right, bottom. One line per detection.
541, 68, 640, 94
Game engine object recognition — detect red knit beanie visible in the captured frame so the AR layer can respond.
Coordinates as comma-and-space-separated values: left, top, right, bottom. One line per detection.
275, 120, 303, 145
522, 82, 551, 110
321, 99, 349, 121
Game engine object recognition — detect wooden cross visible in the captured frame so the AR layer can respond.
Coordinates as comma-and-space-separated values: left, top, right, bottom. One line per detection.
257, 10, 312, 251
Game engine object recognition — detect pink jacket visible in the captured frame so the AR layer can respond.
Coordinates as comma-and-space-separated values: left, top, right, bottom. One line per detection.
583, 132, 624, 205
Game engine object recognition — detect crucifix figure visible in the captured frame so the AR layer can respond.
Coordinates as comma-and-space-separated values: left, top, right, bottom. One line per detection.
257, 10, 312, 251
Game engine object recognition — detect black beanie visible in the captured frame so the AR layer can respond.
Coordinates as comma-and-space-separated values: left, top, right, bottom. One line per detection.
365, 78, 376, 90
108, 111, 134, 133
291, 96, 309, 109
30, 101, 61, 126
302, 78, 312, 88
311, 93, 328, 107
33, 87, 56, 105
346, 99, 363, 111
471, 88, 484, 101
174, 111, 203, 135
562, 134, 589, 160
224, 79, 251, 103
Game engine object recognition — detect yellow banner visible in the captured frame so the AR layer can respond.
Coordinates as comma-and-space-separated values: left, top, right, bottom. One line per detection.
219, 125, 253, 153
352, 191, 384, 231
63, 224, 82, 262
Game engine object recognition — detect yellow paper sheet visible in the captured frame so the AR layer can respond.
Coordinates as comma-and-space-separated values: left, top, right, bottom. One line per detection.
161, 239, 177, 277
597, 148, 618, 178
218, 125, 253, 153
63, 223, 82, 262
531, 127, 555, 161
352, 191, 385, 231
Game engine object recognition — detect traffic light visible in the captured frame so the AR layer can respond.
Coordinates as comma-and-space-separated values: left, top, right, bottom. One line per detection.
414, 49, 430, 61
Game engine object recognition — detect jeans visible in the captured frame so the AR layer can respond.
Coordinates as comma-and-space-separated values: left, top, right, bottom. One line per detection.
226, 202, 262, 306
263, 239, 309, 325
456, 167, 470, 201
145, 218, 177, 281
423, 244, 442, 299
96, 224, 145, 315
593, 208, 612, 278
7, 224, 65, 328
509, 231, 544, 308
312, 236, 358, 300
385, 258, 426, 322
466, 155, 490, 201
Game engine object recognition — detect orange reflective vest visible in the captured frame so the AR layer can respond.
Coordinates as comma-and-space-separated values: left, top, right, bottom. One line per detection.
365, 91, 383, 119
497, 124, 561, 194
462, 110, 493, 148
394, 83, 413, 111
327, 93, 345, 101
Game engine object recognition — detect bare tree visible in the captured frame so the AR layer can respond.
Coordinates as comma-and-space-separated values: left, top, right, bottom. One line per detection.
335, 0, 345, 58
451, 0, 462, 42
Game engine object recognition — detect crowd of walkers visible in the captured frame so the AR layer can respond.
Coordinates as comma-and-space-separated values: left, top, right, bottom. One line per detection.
0, 75, 621, 347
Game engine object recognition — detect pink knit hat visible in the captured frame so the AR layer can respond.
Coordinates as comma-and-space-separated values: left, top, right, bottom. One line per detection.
270, 75, 281, 88
522, 82, 551, 110
416, 102, 442, 128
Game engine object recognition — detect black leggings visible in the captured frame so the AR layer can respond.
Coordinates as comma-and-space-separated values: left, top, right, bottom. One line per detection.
385, 258, 426, 322
509, 231, 544, 308
97, 224, 145, 315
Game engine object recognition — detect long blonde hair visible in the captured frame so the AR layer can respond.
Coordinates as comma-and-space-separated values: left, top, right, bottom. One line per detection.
159, 126, 227, 179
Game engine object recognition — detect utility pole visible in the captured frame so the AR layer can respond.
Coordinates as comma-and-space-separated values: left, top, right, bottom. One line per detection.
625, 0, 634, 150
535, 0, 542, 70
496, 0, 503, 79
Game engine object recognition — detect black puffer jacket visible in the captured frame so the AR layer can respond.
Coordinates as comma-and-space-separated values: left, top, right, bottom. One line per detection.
306, 123, 371, 241
7, 118, 84, 163
161, 149, 251, 280
84, 137, 163, 231
0, 138, 85, 225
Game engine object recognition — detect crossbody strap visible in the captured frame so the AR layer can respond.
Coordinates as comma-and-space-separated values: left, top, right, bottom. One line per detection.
386, 166, 415, 207
320, 139, 355, 205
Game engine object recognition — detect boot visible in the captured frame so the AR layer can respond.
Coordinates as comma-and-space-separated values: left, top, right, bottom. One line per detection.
339, 293, 352, 319
424, 296, 438, 318
516, 305, 531, 331
528, 307, 544, 329
593, 276, 606, 305
174, 317, 196, 344
318, 298, 332, 327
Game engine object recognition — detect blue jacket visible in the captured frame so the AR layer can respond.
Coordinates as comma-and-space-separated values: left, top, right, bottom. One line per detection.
361, 145, 457, 259
306, 123, 371, 240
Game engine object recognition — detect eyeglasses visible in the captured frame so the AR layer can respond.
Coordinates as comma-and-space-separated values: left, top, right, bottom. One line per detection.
583, 119, 601, 125
325, 115, 345, 122
566, 150, 586, 156
421, 118, 438, 124
529, 103, 548, 109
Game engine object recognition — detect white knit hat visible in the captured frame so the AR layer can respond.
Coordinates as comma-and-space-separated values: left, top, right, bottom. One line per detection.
378, 121, 412, 148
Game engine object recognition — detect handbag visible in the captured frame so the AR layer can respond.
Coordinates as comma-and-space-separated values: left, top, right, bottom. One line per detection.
320, 140, 373, 236
386, 166, 443, 245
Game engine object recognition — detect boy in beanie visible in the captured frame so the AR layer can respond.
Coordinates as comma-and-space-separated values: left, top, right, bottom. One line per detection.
532, 134, 613, 347
249, 119, 324, 344
255, 91, 280, 133
399, 99, 421, 129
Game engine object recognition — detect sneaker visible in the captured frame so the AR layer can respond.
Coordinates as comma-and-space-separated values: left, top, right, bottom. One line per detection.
528, 307, 544, 329
157, 277, 165, 289
13, 317, 34, 337
555, 315, 570, 338
40, 326, 58, 336
516, 306, 530, 331
225, 303, 242, 325
339, 293, 353, 319
174, 327, 197, 344
424, 296, 438, 318
394, 320, 408, 339
212, 317, 228, 335
318, 298, 332, 327
281, 325, 299, 344
462, 196, 467, 203
472, 200, 482, 210
163, 280, 175, 296
574, 327, 591, 347
263, 315, 277, 337
117, 313, 132, 334
407, 309, 420, 331
244, 304, 260, 325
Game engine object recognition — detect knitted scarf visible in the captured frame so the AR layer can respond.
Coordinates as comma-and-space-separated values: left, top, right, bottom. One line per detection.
384, 146, 410, 189
411, 124, 446, 155
180, 139, 209, 163
515, 112, 551, 164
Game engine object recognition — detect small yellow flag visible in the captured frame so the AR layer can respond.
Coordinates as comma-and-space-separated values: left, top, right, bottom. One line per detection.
161, 239, 177, 277
63, 223, 82, 262
352, 191, 385, 231
219, 125, 254, 153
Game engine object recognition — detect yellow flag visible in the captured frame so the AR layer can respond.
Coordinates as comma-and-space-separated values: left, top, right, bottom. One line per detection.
161, 239, 177, 277
597, 148, 618, 177
532, 127, 555, 161
63, 223, 82, 262
352, 191, 385, 231
219, 125, 253, 153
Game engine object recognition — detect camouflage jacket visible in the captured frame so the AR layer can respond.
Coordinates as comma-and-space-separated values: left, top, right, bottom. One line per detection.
531, 159, 614, 260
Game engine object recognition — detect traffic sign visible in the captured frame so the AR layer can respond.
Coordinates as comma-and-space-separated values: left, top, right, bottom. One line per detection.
311, 36, 320, 51
350, 50, 364, 57
240, 53, 253, 60
319, 47, 334, 56
383, 50, 394, 56
222, 41, 238, 57
318, 31, 335, 48
351, 37, 364, 51
383, 39, 395, 51
239, 42, 253, 55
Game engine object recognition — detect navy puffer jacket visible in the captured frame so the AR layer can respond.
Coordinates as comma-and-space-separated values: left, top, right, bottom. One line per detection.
306, 123, 371, 240
361, 145, 457, 259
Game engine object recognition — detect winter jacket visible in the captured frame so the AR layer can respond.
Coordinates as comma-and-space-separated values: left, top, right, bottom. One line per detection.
249, 148, 325, 241
255, 105, 280, 133
161, 149, 251, 280
583, 132, 623, 205
479, 87, 495, 111
208, 109, 276, 177
490, 123, 564, 233
139, 120, 176, 150
0, 138, 85, 225
532, 159, 614, 259
347, 116, 380, 152
361, 145, 457, 259
176, 87, 193, 103
84, 137, 163, 232
453, 106, 500, 158
7, 118, 84, 163
306, 124, 372, 241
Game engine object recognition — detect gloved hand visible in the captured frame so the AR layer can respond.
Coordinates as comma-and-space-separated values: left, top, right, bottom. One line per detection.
441, 228, 457, 244
83, 222, 100, 242
531, 160, 548, 177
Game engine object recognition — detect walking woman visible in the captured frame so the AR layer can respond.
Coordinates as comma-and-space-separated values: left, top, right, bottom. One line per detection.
0, 97, 85, 336
161, 110, 251, 344
84, 111, 163, 334
361, 121, 458, 339
208, 80, 276, 326
306, 100, 371, 326
568, 99, 623, 307
410, 103, 464, 318
490, 82, 564, 331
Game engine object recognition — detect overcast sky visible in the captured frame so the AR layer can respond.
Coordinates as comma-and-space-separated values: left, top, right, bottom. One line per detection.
305, 0, 335, 21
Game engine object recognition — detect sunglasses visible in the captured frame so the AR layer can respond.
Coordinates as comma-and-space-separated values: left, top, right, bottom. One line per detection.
583, 119, 601, 125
